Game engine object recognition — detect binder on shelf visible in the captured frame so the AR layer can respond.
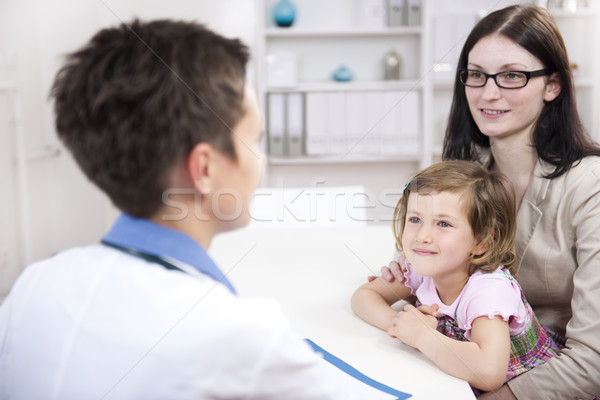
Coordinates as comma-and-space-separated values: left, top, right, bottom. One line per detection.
305, 92, 329, 156
387, 0, 406, 27
267, 93, 286, 157
364, 91, 385, 155
406, 0, 422, 26
345, 92, 367, 156
267, 89, 421, 160
398, 90, 420, 155
327, 92, 347, 156
286, 92, 305, 157
381, 91, 403, 156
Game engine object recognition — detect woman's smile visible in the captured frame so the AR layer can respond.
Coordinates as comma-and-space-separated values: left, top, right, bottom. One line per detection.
480, 108, 509, 117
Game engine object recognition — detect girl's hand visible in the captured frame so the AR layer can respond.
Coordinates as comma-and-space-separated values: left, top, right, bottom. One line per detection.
387, 303, 438, 348
416, 303, 439, 318
368, 256, 407, 283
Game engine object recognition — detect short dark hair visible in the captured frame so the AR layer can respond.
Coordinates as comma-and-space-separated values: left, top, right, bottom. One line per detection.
50, 20, 250, 217
443, 5, 600, 178
394, 160, 517, 275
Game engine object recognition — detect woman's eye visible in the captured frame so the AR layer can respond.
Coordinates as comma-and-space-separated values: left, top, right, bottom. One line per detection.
469, 71, 484, 79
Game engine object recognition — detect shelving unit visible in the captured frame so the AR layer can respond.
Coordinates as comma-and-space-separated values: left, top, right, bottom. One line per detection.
257, 0, 431, 169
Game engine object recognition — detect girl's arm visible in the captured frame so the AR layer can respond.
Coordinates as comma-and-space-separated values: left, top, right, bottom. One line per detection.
351, 276, 412, 331
389, 305, 510, 391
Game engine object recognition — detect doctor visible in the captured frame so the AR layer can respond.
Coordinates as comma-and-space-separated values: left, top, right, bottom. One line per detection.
0, 19, 376, 399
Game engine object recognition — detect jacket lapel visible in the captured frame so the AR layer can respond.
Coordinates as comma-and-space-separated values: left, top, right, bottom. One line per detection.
514, 160, 552, 275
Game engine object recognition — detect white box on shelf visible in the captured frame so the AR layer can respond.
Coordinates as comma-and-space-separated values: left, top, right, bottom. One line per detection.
356, 0, 387, 28
364, 91, 385, 155
266, 52, 298, 88
398, 90, 420, 155
327, 92, 347, 155
345, 92, 368, 156
381, 91, 403, 155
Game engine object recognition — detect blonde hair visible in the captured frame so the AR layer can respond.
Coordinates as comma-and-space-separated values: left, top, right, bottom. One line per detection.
393, 160, 517, 275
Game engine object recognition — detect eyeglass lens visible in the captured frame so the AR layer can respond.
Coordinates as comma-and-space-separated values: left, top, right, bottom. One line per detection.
461, 70, 528, 88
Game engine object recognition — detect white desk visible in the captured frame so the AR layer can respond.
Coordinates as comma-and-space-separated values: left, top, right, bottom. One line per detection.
209, 225, 475, 400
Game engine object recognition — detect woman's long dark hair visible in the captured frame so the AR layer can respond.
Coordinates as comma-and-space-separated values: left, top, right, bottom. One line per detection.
443, 5, 600, 178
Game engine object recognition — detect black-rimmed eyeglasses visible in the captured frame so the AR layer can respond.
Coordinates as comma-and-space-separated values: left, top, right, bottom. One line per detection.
459, 69, 550, 89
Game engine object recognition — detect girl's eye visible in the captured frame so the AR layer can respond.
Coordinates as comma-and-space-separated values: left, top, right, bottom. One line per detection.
439, 221, 452, 228
408, 216, 420, 224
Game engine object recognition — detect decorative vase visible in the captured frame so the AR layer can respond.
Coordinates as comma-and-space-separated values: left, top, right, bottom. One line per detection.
383, 50, 402, 80
332, 65, 353, 82
273, 0, 296, 28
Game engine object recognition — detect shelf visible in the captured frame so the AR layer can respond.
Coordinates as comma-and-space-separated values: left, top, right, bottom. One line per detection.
267, 80, 423, 93
268, 154, 421, 165
265, 26, 422, 38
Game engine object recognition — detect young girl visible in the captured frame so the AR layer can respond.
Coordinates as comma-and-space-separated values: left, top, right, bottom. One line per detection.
351, 160, 559, 393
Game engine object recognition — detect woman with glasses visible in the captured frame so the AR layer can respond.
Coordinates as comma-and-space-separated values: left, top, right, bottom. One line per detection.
376, 4, 600, 399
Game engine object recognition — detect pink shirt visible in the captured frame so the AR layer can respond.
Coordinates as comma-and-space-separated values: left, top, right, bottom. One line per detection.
403, 262, 529, 341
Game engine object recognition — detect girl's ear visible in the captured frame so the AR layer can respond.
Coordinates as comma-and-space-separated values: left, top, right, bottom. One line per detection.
472, 242, 488, 257
472, 232, 491, 256
543, 72, 561, 102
